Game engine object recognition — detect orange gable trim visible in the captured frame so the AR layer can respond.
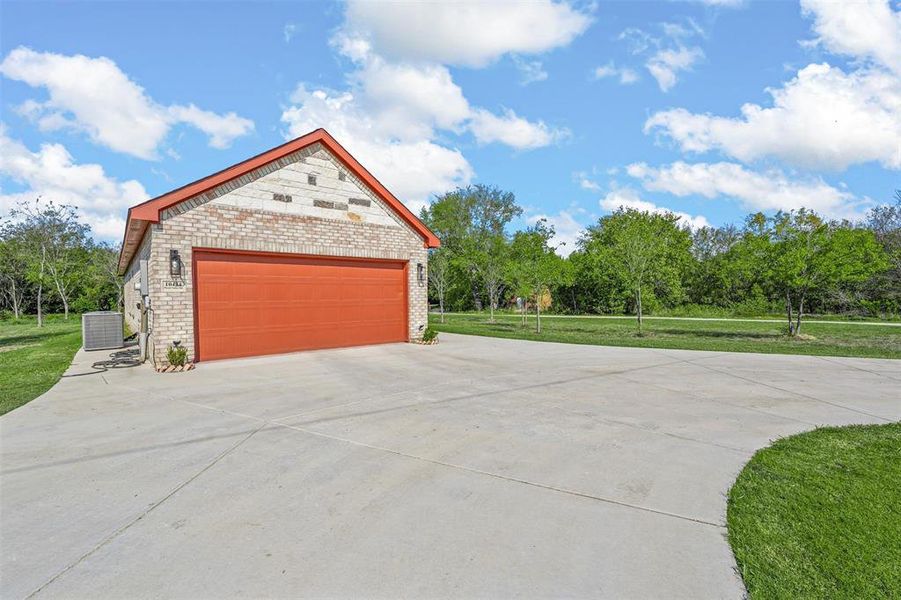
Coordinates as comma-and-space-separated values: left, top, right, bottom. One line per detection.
117, 128, 440, 274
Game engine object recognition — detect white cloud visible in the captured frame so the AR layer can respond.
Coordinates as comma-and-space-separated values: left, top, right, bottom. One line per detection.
594, 64, 617, 78
331, 31, 565, 151
600, 186, 710, 230
619, 68, 640, 84
690, 0, 745, 7
574, 171, 601, 191
280, 52, 563, 206
0, 47, 254, 160
661, 20, 704, 40
626, 161, 869, 220
284, 22, 297, 44
613, 21, 704, 91
594, 62, 639, 84
594, 63, 619, 79
0, 127, 148, 239
342, 0, 592, 67
470, 108, 566, 150
279, 1, 577, 209
353, 59, 471, 140
801, 0, 901, 74
645, 63, 901, 170
646, 46, 704, 91
167, 104, 254, 150
2, 48, 167, 159
618, 28, 654, 55
281, 87, 473, 213
526, 210, 586, 256
332, 32, 373, 63
513, 56, 549, 85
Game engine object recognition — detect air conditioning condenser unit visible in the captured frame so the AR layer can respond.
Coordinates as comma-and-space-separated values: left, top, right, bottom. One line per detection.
82, 311, 125, 351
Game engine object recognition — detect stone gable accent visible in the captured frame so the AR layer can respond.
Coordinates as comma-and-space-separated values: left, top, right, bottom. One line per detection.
160, 143, 416, 235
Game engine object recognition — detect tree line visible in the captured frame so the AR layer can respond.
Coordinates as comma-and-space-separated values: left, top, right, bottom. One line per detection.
1, 199, 122, 325
3, 189, 898, 336
421, 186, 901, 335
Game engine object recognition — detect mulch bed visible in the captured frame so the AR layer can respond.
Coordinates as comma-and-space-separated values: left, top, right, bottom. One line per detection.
156, 363, 196, 373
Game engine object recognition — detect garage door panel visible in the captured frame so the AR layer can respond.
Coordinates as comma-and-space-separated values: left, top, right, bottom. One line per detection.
194, 251, 407, 361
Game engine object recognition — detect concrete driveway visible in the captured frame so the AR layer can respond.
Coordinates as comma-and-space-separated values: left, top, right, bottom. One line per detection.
2, 334, 899, 599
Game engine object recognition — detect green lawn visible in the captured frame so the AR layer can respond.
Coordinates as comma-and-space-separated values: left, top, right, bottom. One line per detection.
0, 315, 82, 415
728, 424, 901, 599
429, 312, 901, 359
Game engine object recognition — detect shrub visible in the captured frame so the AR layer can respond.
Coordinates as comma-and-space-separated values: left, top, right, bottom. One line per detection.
729, 297, 782, 317
652, 299, 783, 318
421, 327, 438, 343
166, 344, 188, 366
0, 309, 13, 321
70, 296, 97, 314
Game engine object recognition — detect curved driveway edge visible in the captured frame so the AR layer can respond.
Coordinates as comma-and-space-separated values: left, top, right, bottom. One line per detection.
2, 334, 898, 598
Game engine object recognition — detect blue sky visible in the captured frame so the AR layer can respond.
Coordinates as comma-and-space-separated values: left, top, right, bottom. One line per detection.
1, 0, 899, 253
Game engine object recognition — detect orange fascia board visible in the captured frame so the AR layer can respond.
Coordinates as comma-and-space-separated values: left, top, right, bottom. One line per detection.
118, 128, 440, 273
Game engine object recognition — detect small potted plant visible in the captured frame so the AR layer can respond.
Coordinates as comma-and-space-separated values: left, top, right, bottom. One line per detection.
417, 327, 439, 345
159, 340, 195, 372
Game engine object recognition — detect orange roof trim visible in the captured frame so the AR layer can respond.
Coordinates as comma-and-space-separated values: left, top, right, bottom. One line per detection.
117, 128, 440, 274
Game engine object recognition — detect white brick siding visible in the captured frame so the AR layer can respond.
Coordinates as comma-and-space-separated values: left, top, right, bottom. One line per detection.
122, 230, 151, 334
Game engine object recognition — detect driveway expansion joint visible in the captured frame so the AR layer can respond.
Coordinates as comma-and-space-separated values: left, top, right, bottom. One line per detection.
815, 355, 901, 383
177, 398, 727, 529
281, 422, 728, 529
693, 361, 894, 423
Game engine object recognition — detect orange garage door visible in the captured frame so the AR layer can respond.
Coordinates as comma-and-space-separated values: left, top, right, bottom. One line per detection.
193, 250, 408, 361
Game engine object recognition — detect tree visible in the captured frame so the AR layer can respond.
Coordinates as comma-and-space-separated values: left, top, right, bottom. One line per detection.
421, 185, 522, 313
862, 192, 901, 315
509, 219, 572, 333
11, 199, 90, 322
428, 248, 451, 323
8, 202, 50, 327
717, 213, 775, 309
0, 225, 29, 318
566, 244, 627, 314
581, 209, 691, 333
687, 224, 741, 305
768, 209, 888, 335
471, 233, 510, 322
89, 242, 123, 311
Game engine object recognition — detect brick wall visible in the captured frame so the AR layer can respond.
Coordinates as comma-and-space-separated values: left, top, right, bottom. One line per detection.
134, 143, 429, 367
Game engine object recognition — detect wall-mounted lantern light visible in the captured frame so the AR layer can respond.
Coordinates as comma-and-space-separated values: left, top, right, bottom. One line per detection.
170, 249, 183, 277
417, 262, 424, 286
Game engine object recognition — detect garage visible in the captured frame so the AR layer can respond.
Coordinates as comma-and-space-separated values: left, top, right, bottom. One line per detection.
117, 128, 439, 368
194, 251, 407, 361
